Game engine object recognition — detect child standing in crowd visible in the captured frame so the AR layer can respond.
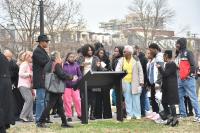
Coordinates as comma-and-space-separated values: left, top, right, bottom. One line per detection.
157, 50, 179, 127
63, 52, 82, 122
18, 51, 34, 122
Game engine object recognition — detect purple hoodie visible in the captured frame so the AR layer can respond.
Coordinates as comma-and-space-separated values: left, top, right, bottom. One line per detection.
63, 61, 82, 88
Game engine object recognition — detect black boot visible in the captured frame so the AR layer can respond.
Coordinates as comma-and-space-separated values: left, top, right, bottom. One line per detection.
45, 117, 53, 123
170, 105, 179, 127
165, 116, 173, 125
37, 122, 48, 128
171, 117, 179, 127
61, 117, 73, 128
45, 114, 53, 123
61, 123, 73, 128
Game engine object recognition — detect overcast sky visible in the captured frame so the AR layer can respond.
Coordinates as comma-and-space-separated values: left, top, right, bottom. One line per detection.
67, 0, 200, 37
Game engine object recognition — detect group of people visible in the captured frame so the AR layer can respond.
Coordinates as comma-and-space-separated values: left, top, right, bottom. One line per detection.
1, 34, 200, 132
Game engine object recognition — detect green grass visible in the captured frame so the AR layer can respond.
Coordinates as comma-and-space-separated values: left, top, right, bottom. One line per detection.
8, 117, 200, 133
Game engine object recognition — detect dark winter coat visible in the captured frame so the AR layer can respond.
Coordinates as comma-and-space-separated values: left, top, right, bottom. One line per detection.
44, 61, 73, 81
32, 45, 50, 89
9, 59, 19, 88
0, 52, 15, 127
111, 56, 122, 71
138, 52, 148, 85
98, 55, 111, 71
158, 61, 179, 105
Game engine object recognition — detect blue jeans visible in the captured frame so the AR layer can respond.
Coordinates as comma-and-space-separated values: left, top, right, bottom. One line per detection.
111, 89, 116, 106
122, 82, 141, 118
35, 88, 46, 122
178, 77, 200, 117
145, 92, 150, 112
140, 88, 150, 116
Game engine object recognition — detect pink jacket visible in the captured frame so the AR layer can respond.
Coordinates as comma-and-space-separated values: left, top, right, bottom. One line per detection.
18, 62, 33, 88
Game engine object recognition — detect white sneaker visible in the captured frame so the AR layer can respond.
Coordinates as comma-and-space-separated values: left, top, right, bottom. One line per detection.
178, 116, 186, 121
145, 110, 152, 116
193, 117, 200, 122
155, 118, 167, 124
146, 112, 157, 119
136, 117, 141, 120
20, 117, 29, 122
126, 116, 132, 120
151, 114, 160, 121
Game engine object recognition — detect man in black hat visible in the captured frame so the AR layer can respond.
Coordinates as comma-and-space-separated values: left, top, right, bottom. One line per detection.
32, 34, 50, 123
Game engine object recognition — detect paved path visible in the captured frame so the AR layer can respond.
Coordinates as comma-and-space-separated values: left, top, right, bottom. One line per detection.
14, 111, 118, 126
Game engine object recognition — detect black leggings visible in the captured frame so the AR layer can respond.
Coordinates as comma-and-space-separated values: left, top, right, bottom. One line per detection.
94, 89, 112, 119
39, 92, 67, 124
150, 85, 159, 113
88, 90, 96, 116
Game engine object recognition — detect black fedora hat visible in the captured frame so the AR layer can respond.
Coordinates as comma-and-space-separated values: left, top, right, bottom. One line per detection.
36, 34, 50, 42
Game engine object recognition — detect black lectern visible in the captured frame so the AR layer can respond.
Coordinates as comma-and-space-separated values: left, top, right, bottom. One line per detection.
77, 70, 126, 124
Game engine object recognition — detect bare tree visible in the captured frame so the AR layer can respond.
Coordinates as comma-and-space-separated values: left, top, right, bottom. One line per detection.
1, 0, 39, 51
129, 0, 175, 48
0, 0, 85, 55
44, 0, 85, 44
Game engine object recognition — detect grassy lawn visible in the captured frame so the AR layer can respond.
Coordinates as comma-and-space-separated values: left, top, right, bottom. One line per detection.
8, 117, 200, 133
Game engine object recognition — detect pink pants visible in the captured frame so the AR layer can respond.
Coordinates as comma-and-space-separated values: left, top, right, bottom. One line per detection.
63, 88, 81, 118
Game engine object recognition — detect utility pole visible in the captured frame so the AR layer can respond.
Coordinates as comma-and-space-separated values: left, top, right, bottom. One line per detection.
39, 0, 44, 35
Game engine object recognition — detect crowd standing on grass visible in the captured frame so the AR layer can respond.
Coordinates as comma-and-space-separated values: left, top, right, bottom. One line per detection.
1, 34, 200, 132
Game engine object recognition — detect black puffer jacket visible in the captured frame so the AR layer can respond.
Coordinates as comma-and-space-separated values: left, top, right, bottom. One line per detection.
138, 52, 148, 84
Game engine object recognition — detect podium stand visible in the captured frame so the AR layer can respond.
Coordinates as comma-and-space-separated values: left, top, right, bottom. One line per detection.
77, 71, 126, 124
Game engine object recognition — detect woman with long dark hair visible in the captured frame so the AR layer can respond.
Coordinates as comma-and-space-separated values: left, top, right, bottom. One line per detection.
94, 48, 112, 119
79, 44, 103, 120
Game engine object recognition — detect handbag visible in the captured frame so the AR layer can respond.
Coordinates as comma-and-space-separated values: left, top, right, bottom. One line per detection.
45, 63, 65, 93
